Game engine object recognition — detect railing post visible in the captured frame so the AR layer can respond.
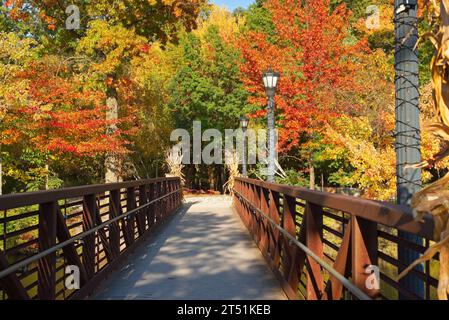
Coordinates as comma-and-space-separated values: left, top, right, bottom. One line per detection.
170, 180, 175, 210
234, 180, 240, 215
126, 187, 145, 236
170, 181, 176, 213
82, 195, 97, 280
269, 190, 281, 267
254, 185, 262, 245
260, 187, 270, 255
169, 180, 174, 212
166, 181, 171, 213
283, 195, 299, 294
138, 185, 148, 235
38, 201, 57, 300
241, 182, 247, 226
351, 216, 379, 298
126, 187, 136, 244
148, 183, 155, 228
108, 190, 121, 258
305, 202, 324, 300
156, 182, 161, 223
161, 180, 167, 219
175, 179, 181, 208
249, 184, 257, 240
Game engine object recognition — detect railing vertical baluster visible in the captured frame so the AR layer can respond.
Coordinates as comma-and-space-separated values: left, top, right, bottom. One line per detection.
305, 202, 324, 300
0, 250, 29, 299
82, 195, 97, 280
351, 216, 379, 299
324, 221, 352, 300
38, 201, 57, 300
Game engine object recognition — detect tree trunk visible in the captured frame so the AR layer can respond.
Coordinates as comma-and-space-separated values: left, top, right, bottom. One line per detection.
45, 163, 49, 190
321, 172, 324, 190
105, 94, 122, 183
217, 165, 223, 194
208, 166, 215, 191
309, 157, 315, 190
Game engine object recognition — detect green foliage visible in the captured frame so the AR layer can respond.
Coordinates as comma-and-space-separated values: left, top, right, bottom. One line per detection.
276, 169, 309, 187
243, 0, 275, 36
168, 25, 249, 131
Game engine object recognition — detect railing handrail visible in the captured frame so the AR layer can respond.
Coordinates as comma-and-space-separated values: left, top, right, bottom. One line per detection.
235, 177, 435, 240
0, 177, 183, 300
0, 177, 180, 210
233, 188, 371, 300
0, 188, 180, 281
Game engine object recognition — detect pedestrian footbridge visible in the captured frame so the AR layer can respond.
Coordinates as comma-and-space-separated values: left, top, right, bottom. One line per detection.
0, 177, 438, 300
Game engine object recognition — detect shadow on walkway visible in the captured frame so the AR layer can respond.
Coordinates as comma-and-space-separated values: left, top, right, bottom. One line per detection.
93, 196, 286, 300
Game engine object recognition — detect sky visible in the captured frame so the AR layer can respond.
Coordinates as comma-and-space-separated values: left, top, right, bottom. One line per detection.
212, 0, 254, 11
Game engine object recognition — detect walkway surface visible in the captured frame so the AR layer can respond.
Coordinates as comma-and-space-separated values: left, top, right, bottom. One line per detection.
93, 196, 286, 300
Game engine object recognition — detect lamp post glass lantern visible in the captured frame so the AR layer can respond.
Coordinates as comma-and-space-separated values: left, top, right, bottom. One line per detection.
262, 67, 280, 183
240, 116, 249, 130
240, 116, 249, 177
263, 67, 280, 97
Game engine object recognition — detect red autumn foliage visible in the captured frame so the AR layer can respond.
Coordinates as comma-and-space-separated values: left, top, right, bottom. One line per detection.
239, 0, 368, 151
5, 57, 131, 157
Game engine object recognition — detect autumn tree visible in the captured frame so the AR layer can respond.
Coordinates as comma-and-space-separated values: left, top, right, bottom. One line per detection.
239, 0, 366, 188
167, 7, 249, 189
2, 0, 208, 184
0, 31, 129, 191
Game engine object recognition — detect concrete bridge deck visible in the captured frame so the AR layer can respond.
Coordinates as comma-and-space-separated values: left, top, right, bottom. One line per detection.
93, 196, 286, 300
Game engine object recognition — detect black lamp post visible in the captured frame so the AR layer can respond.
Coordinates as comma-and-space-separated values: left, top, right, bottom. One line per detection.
394, 0, 424, 298
240, 116, 249, 177
262, 67, 280, 183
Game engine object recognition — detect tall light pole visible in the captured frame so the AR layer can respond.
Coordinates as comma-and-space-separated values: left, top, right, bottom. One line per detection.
262, 67, 280, 183
240, 116, 249, 177
394, 0, 424, 298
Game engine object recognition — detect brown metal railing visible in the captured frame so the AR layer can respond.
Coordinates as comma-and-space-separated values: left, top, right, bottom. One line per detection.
233, 177, 438, 300
0, 177, 182, 300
